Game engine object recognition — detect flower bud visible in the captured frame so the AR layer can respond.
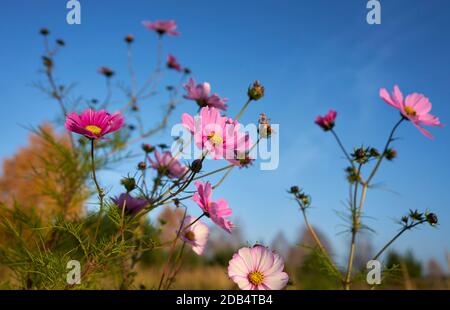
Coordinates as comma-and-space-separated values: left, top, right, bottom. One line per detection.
183, 68, 192, 75
190, 159, 203, 173
426, 213, 438, 226
121, 177, 136, 193
385, 148, 397, 161
290, 186, 300, 194
124, 34, 134, 44
56, 39, 65, 46
369, 148, 380, 158
247, 80, 265, 101
138, 161, 147, 170
351, 147, 369, 164
42, 56, 53, 69
40, 28, 49, 36
98, 66, 115, 78
142, 143, 155, 153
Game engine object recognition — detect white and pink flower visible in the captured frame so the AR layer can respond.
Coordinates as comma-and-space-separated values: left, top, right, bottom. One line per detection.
179, 215, 209, 255
228, 245, 289, 290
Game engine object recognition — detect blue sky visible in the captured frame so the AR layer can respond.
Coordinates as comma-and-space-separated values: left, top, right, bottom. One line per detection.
1, 0, 449, 269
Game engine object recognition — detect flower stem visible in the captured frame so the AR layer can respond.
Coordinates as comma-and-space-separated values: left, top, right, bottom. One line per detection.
91, 139, 105, 239
331, 129, 354, 168
367, 118, 404, 184
299, 206, 341, 278
373, 220, 426, 261
235, 98, 252, 121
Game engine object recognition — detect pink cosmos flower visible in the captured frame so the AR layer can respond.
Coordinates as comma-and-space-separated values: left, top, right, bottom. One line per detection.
228, 245, 289, 290
192, 181, 233, 233
142, 20, 180, 36
380, 85, 443, 139
179, 215, 209, 255
148, 150, 188, 179
167, 54, 182, 72
183, 78, 228, 111
182, 107, 250, 160
112, 193, 148, 215
65, 109, 124, 139
315, 109, 337, 131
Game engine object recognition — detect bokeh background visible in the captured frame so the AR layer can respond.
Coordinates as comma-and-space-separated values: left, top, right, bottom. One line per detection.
0, 0, 449, 288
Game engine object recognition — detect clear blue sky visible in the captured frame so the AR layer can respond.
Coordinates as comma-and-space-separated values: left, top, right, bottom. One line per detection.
1, 0, 449, 269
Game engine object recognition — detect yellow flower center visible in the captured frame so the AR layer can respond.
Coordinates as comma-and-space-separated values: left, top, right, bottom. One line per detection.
248, 271, 264, 286
207, 132, 223, 145
184, 230, 196, 241
404, 106, 416, 117
85, 125, 102, 135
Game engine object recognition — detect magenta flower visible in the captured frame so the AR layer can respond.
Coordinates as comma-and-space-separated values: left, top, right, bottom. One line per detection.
380, 85, 443, 139
182, 107, 250, 160
193, 181, 233, 233
315, 109, 337, 131
148, 150, 188, 179
142, 20, 180, 36
167, 54, 182, 72
65, 109, 124, 139
112, 193, 148, 215
183, 78, 228, 111
179, 215, 210, 255
228, 245, 289, 290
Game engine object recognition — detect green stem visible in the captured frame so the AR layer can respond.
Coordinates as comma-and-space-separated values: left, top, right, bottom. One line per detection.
367, 118, 404, 184
235, 98, 252, 121
373, 221, 426, 261
91, 139, 105, 239
331, 129, 354, 168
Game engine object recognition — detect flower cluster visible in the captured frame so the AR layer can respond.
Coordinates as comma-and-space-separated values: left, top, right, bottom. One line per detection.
182, 106, 252, 166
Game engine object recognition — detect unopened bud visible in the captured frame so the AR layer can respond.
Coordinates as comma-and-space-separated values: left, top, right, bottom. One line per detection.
426, 213, 438, 226
138, 161, 147, 170
190, 159, 203, 173
121, 177, 136, 193
142, 143, 155, 153
248, 80, 265, 101
385, 148, 397, 161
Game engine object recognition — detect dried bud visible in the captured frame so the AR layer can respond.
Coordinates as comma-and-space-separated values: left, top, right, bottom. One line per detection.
40, 28, 49, 36
369, 148, 380, 158
352, 147, 369, 164
190, 159, 203, 173
98, 66, 115, 78
142, 143, 155, 153
183, 68, 192, 75
137, 161, 147, 170
426, 213, 438, 226
173, 198, 180, 207
385, 148, 397, 161
42, 56, 53, 69
409, 209, 424, 222
345, 166, 360, 183
258, 113, 273, 138
121, 177, 136, 193
290, 186, 300, 194
56, 39, 65, 46
248, 80, 265, 101
124, 34, 134, 44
